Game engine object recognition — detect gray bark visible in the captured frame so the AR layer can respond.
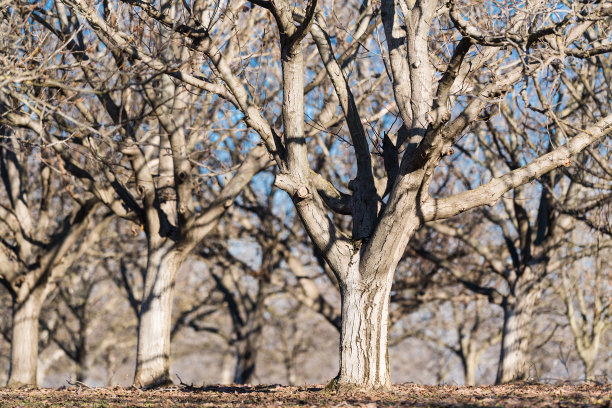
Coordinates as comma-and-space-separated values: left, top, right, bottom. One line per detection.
220, 350, 234, 385
56, 0, 612, 390
133, 243, 183, 387
496, 290, 538, 384
233, 338, 258, 384
337, 264, 392, 389
7, 291, 44, 387
463, 354, 478, 386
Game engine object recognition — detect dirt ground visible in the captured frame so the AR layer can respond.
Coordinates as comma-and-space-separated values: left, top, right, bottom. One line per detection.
0, 383, 610, 407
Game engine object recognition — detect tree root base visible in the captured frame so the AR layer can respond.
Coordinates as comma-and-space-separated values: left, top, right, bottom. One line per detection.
324, 377, 392, 393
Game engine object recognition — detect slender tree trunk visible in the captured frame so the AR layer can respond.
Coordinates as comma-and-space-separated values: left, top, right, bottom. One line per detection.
284, 354, 297, 386
578, 340, 600, 381
233, 293, 265, 384
584, 360, 595, 381
336, 272, 392, 390
495, 292, 536, 384
233, 337, 257, 384
461, 352, 478, 386
75, 340, 87, 382
7, 292, 44, 387
133, 243, 183, 387
220, 349, 233, 385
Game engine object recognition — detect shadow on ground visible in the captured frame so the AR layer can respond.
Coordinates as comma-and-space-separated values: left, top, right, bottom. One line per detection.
0, 383, 610, 407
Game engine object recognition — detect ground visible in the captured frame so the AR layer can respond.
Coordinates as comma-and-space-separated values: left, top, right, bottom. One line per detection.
0, 383, 610, 407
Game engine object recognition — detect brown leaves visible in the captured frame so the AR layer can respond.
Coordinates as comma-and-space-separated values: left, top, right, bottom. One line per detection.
0, 384, 610, 407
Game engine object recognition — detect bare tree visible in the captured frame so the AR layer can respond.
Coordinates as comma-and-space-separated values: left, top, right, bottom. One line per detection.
0, 130, 108, 386
61, 0, 612, 389
6, 0, 612, 389
2, 0, 273, 386
392, 293, 501, 385
556, 236, 611, 381
41, 255, 113, 383
415, 33, 612, 379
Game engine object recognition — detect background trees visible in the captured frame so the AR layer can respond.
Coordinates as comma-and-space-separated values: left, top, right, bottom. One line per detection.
0, 0, 610, 389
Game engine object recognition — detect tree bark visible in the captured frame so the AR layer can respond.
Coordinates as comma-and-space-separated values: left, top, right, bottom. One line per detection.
495, 291, 537, 384
576, 331, 602, 381
75, 331, 87, 383
133, 242, 183, 387
7, 292, 44, 387
220, 349, 233, 385
284, 354, 297, 386
337, 269, 392, 390
461, 351, 478, 386
233, 338, 257, 384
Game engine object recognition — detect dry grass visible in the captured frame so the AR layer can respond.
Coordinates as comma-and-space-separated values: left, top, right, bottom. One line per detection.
0, 383, 610, 407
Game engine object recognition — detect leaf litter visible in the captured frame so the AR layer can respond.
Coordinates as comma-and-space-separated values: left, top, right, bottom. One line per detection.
0, 383, 610, 407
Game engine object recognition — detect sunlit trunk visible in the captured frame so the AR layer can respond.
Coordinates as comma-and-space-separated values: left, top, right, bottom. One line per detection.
220, 349, 233, 385
584, 359, 595, 381
7, 292, 43, 387
133, 243, 182, 387
495, 292, 536, 384
461, 351, 478, 386
337, 271, 392, 390
578, 337, 601, 381
285, 356, 297, 386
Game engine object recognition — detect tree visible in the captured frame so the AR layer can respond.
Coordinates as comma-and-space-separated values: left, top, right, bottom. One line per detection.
245, 0, 612, 389
557, 234, 611, 381
0, 132, 108, 386
41, 253, 114, 383
419, 32, 612, 381
393, 292, 501, 385
12, 0, 612, 389
176, 179, 342, 383
5, 0, 272, 386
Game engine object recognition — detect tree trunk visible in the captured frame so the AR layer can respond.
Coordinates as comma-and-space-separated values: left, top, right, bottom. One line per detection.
578, 338, 601, 381
495, 292, 536, 384
220, 349, 234, 385
336, 275, 392, 390
461, 351, 478, 386
584, 359, 595, 381
75, 343, 87, 383
7, 292, 44, 387
133, 243, 183, 387
233, 337, 257, 384
233, 281, 266, 385
285, 354, 297, 386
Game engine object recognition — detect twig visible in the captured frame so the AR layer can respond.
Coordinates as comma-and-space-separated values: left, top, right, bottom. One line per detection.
176, 373, 198, 390
66, 377, 92, 388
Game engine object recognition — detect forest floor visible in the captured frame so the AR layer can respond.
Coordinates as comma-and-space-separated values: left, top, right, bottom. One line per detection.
0, 383, 610, 407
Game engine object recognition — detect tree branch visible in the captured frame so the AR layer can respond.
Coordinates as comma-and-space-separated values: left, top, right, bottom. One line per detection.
421, 113, 612, 222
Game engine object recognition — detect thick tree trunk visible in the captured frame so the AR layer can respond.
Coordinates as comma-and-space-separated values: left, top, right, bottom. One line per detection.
7, 292, 44, 387
133, 243, 183, 387
336, 275, 392, 390
495, 293, 536, 384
